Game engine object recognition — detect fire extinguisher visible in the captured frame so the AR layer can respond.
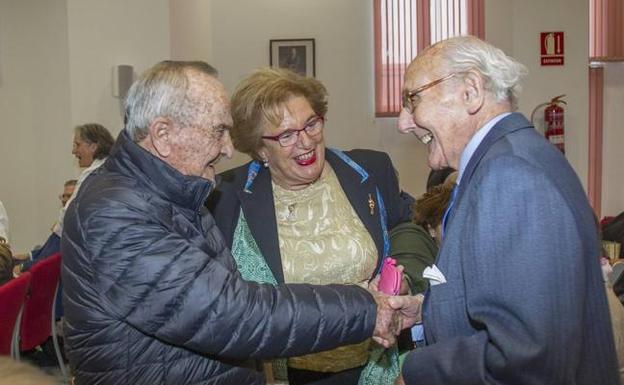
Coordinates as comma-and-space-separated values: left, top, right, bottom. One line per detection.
543, 95, 566, 153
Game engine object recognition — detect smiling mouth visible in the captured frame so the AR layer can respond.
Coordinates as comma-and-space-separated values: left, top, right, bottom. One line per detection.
417, 132, 433, 145
294, 150, 316, 165
208, 154, 224, 167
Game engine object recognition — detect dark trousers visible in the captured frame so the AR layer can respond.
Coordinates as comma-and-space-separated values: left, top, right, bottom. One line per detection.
287, 365, 364, 385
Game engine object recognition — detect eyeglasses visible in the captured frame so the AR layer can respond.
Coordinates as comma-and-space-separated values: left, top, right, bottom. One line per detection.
262, 116, 325, 147
402, 73, 457, 113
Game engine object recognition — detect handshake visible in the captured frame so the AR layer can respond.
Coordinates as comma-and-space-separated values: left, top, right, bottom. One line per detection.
368, 262, 425, 348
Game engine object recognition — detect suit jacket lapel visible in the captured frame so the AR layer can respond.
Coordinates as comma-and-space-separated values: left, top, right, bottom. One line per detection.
237, 168, 285, 283
326, 150, 385, 262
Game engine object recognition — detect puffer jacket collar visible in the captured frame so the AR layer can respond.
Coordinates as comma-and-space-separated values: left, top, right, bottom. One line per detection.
107, 130, 214, 212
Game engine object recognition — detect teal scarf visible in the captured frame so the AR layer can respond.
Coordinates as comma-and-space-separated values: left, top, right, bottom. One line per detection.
231, 209, 399, 384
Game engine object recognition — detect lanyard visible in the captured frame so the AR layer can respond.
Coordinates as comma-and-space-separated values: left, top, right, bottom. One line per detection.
243, 161, 261, 193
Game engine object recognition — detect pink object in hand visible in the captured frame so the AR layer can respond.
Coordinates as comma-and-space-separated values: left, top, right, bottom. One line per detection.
378, 257, 401, 295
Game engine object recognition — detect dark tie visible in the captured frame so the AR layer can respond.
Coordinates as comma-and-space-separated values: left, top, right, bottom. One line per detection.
441, 183, 458, 239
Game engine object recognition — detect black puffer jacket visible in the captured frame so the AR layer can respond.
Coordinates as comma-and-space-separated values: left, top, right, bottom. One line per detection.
61, 131, 377, 385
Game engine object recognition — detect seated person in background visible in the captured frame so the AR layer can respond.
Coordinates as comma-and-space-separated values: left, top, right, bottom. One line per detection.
412, 176, 455, 245
54, 123, 114, 237
390, 180, 455, 298
0, 200, 9, 242
207, 67, 423, 385
0, 237, 13, 286
14, 179, 77, 272
59, 179, 77, 208
425, 167, 455, 192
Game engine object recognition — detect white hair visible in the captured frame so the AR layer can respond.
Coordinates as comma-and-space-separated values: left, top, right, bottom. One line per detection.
123, 61, 218, 142
434, 36, 528, 110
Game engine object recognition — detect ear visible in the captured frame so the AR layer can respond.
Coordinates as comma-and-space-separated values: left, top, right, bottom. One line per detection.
147, 117, 175, 158
462, 71, 485, 115
258, 148, 269, 163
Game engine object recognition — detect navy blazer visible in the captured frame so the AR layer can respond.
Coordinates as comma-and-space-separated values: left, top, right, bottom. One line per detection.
402, 113, 619, 384
207, 148, 412, 284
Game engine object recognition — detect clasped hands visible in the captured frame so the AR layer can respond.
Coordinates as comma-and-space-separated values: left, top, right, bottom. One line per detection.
369, 275, 424, 348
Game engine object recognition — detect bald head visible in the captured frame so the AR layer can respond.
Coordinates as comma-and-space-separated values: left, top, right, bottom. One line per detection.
405, 36, 527, 110
399, 37, 528, 170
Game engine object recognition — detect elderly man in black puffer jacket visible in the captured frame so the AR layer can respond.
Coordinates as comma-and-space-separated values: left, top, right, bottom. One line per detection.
61, 61, 420, 385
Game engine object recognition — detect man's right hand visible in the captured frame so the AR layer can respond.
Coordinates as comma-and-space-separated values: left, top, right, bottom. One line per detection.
388, 294, 424, 330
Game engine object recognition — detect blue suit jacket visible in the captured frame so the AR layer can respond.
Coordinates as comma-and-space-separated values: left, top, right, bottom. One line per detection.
402, 113, 619, 384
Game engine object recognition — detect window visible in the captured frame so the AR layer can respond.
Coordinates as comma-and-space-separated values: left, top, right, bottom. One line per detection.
374, 0, 484, 117
587, 0, 623, 214
590, 0, 624, 61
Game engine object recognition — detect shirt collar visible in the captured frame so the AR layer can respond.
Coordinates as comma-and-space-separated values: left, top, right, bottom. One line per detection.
457, 112, 511, 186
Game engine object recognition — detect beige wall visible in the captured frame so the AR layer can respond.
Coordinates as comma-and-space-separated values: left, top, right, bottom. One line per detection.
486, 0, 622, 217
174, 0, 431, 196
0, 0, 170, 251
67, 0, 170, 129
486, 0, 589, 182
0, 0, 71, 251
181, 0, 593, 200
170, 0, 213, 61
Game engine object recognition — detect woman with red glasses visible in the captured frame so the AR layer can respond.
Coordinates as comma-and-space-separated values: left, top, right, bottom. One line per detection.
207, 68, 431, 385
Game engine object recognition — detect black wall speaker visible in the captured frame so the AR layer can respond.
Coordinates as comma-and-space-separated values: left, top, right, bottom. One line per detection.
113, 65, 133, 99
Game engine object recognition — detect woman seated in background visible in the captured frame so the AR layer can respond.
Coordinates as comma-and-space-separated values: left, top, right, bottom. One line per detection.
54, 123, 114, 237
389, 175, 455, 298
207, 68, 425, 385
14, 124, 114, 276
0, 237, 14, 286
412, 174, 456, 245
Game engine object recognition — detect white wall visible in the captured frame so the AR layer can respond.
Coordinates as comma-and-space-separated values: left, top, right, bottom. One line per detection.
504, 0, 590, 190
67, 0, 171, 130
172, 0, 593, 203
0, 0, 71, 251
173, 0, 431, 194
487, 0, 622, 218
170, 0, 213, 61
0, 0, 170, 252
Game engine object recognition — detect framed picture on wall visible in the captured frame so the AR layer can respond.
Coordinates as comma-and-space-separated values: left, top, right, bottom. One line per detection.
270, 39, 315, 78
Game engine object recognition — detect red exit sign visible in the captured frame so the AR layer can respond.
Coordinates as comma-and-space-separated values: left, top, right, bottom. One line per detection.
540, 32, 564, 66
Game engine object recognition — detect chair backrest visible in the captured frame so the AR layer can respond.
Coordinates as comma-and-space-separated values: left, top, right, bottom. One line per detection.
610, 260, 624, 287
19, 253, 62, 351
0, 272, 32, 355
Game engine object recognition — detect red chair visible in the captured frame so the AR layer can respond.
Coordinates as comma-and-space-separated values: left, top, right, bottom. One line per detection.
0, 272, 31, 357
16, 253, 67, 379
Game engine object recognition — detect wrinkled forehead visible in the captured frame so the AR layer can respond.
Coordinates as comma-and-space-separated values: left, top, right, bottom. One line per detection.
186, 70, 233, 126
404, 52, 446, 90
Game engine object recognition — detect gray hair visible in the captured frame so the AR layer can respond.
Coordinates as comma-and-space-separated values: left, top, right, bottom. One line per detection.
123, 61, 219, 142
75, 123, 114, 159
431, 36, 528, 110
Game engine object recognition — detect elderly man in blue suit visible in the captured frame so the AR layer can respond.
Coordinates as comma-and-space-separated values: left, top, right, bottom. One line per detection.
395, 36, 619, 385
